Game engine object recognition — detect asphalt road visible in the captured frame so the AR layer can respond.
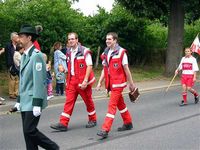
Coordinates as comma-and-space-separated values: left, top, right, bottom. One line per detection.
0, 86, 200, 150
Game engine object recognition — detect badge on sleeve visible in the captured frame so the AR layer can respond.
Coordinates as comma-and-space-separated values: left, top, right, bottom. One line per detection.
36, 62, 42, 71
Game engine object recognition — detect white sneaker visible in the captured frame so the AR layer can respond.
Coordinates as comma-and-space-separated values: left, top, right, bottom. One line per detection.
47, 95, 54, 100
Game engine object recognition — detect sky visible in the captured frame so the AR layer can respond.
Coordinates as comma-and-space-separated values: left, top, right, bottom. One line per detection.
71, 0, 115, 16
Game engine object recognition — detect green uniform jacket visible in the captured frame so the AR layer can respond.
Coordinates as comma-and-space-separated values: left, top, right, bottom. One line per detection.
17, 46, 47, 112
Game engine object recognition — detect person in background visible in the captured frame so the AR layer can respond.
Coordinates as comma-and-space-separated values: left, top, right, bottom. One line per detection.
53, 41, 67, 74
0, 47, 5, 55
5, 32, 19, 99
175, 47, 199, 106
11, 24, 59, 150
0, 47, 6, 105
53, 41, 67, 94
55, 64, 65, 96
50, 32, 97, 131
96, 32, 136, 139
61, 39, 70, 55
13, 43, 24, 72
43, 53, 54, 100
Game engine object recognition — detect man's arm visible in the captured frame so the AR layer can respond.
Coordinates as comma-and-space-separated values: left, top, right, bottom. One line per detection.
96, 70, 105, 90
123, 64, 135, 91
80, 65, 92, 90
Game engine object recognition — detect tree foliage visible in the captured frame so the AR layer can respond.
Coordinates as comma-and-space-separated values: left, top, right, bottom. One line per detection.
0, 0, 85, 53
115, 0, 200, 76
0, 0, 199, 72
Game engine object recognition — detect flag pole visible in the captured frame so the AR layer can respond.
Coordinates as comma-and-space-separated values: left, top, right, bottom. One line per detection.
164, 73, 177, 95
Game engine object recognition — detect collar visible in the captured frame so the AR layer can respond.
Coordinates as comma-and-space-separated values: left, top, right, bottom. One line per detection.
185, 55, 192, 58
24, 44, 34, 55
70, 46, 78, 53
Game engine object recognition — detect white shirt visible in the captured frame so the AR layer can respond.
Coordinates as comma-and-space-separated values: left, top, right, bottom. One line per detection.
70, 47, 93, 75
107, 48, 128, 65
24, 44, 34, 56
178, 56, 199, 75
13, 51, 21, 67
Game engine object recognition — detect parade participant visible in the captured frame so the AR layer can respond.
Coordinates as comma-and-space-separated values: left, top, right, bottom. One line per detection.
12, 24, 59, 150
96, 32, 136, 138
175, 47, 199, 106
50, 32, 97, 131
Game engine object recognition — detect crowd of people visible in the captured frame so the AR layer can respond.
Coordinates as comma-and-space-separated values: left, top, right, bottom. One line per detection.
0, 24, 199, 150
0, 25, 69, 104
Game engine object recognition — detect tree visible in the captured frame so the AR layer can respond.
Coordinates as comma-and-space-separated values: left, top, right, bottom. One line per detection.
115, 0, 200, 76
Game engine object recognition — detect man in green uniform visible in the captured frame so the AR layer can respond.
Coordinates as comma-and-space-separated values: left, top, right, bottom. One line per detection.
12, 24, 59, 150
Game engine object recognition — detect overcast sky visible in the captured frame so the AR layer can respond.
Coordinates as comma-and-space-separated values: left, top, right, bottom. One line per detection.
71, 0, 114, 16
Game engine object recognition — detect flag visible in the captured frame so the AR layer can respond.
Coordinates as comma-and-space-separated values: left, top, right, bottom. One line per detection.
190, 34, 200, 55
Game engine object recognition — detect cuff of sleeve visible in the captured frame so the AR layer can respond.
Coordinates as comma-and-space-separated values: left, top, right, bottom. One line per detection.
32, 98, 43, 107
17, 96, 20, 103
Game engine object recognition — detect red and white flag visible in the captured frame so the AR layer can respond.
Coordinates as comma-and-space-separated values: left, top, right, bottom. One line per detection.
190, 34, 200, 55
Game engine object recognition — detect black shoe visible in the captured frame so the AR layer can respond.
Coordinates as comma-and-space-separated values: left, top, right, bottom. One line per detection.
97, 130, 108, 138
52, 143, 60, 150
117, 123, 133, 131
9, 107, 18, 113
195, 96, 199, 104
50, 123, 68, 131
86, 121, 97, 128
179, 100, 187, 106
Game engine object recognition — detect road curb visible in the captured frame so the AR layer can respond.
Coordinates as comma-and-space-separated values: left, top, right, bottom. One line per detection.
0, 83, 181, 115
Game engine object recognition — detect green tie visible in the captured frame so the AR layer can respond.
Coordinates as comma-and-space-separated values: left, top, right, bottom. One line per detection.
23, 54, 27, 65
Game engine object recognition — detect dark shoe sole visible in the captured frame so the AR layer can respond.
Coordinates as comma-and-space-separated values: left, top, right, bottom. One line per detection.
50, 125, 68, 132
179, 103, 187, 106
117, 123, 133, 131
195, 97, 199, 104
86, 122, 97, 128
118, 127, 133, 131
97, 131, 108, 138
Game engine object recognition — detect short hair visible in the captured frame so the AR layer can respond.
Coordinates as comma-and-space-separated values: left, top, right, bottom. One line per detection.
107, 32, 118, 41
10, 32, 18, 40
58, 64, 64, 72
68, 32, 78, 39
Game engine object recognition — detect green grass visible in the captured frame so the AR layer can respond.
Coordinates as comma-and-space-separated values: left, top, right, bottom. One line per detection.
0, 65, 165, 96
0, 72, 9, 95
131, 66, 165, 82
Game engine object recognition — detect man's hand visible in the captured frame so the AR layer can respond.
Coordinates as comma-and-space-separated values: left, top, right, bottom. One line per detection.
175, 69, 179, 75
96, 83, 102, 91
80, 80, 88, 90
14, 102, 20, 111
33, 106, 41, 117
129, 83, 136, 92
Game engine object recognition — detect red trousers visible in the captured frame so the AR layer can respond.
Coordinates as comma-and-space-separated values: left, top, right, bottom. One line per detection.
102, 89, 132, 132
60, 76, 96, 126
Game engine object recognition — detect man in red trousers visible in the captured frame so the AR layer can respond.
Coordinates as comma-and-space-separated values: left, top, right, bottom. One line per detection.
96, 32, 136, 138
50, 32, 97, 131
